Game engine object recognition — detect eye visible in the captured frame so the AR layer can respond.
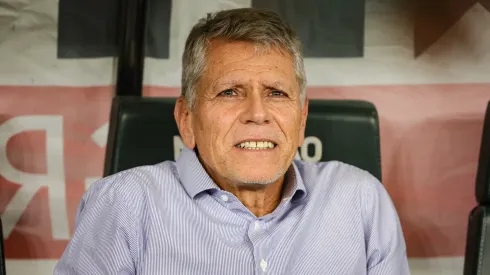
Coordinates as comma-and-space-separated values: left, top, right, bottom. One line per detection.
269, 90, 287, 97
218, 89, 237, 97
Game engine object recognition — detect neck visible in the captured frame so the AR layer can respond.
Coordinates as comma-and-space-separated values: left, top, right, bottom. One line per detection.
196, 153, 286, 217
216, 177, 285, 217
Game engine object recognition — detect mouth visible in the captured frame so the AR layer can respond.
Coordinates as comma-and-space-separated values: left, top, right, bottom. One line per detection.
234, 140, 277, 150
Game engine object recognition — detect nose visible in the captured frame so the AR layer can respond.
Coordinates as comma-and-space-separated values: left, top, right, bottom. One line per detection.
240, 92, 270, 125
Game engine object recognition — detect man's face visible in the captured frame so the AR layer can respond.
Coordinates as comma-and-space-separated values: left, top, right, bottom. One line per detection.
176, 40, 308, 187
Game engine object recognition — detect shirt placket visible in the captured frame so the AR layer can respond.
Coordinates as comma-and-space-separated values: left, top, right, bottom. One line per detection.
248, 218, 271, 274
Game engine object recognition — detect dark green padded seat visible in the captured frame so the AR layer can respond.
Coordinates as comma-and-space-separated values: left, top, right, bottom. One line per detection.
103, 96, 381, 182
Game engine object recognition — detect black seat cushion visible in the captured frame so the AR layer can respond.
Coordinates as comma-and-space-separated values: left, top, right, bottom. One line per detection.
476, 101, 490, 205
0, 218, 6, 275
464, 101, 490, 275
464, 205, 490, 275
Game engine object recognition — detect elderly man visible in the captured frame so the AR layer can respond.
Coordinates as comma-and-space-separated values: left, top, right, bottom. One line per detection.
54, 8, 410, 275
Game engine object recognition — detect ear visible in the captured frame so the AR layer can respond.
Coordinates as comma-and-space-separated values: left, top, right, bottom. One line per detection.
298, 97, 309, 146
174, 96, 196, 149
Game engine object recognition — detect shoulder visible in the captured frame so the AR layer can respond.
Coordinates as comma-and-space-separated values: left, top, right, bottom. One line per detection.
293, 159, 382, 192
293, 159, 392, 216
294, 159, 400, 230
294, 159, 399, 221
80, 161, 180, 214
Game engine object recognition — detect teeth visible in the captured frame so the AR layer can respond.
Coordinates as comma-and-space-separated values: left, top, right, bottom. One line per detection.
236, 141, 275, 149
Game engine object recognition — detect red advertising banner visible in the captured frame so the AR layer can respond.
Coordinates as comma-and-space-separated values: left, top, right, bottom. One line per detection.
1, 83, 489, 261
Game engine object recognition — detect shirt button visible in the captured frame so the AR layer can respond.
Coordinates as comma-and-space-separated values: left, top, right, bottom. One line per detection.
254, 221, 260, 231
220, 194, 229, 202
260, 259, 268, 272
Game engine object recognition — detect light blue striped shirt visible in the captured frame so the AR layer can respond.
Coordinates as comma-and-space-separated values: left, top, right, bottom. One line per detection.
54, 147, 410, 274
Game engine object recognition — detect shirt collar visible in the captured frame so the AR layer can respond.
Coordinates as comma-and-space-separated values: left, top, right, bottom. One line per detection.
176, 147, 219, 198
284, 161, 307, 202
175, 147, 307, 201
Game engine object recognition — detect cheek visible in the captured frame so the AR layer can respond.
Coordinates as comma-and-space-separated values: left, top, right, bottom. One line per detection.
194, 111, 230, 144
276, 112, 304, 143
275, 106, 302, 126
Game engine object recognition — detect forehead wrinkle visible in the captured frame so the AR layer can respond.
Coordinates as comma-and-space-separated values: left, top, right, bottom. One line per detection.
215, 79, 243, 88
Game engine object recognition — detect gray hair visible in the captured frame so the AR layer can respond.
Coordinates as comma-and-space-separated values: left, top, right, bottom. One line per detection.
181, 8, 307, 109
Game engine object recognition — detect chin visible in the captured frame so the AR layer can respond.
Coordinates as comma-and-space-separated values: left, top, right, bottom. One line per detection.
231, 168, 286, 186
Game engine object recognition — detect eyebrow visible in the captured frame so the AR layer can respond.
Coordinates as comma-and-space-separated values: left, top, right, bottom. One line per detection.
212, 79, 291, 92
211, 79, 244, 91
262, 81, 286, 90
260, 80, 295, 94
216, 79, 242, 88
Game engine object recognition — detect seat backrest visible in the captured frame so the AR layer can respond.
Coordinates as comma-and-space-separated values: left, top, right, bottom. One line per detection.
104, 96, 382, 181
464, 101, 490, 275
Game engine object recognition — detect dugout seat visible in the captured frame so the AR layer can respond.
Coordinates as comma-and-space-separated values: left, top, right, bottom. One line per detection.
103, 96, 382, 182
0, 218, 6, 275
463, 101, 490, 275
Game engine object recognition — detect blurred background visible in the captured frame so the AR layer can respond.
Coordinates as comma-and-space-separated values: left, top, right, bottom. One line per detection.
1, 0, 490, 274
